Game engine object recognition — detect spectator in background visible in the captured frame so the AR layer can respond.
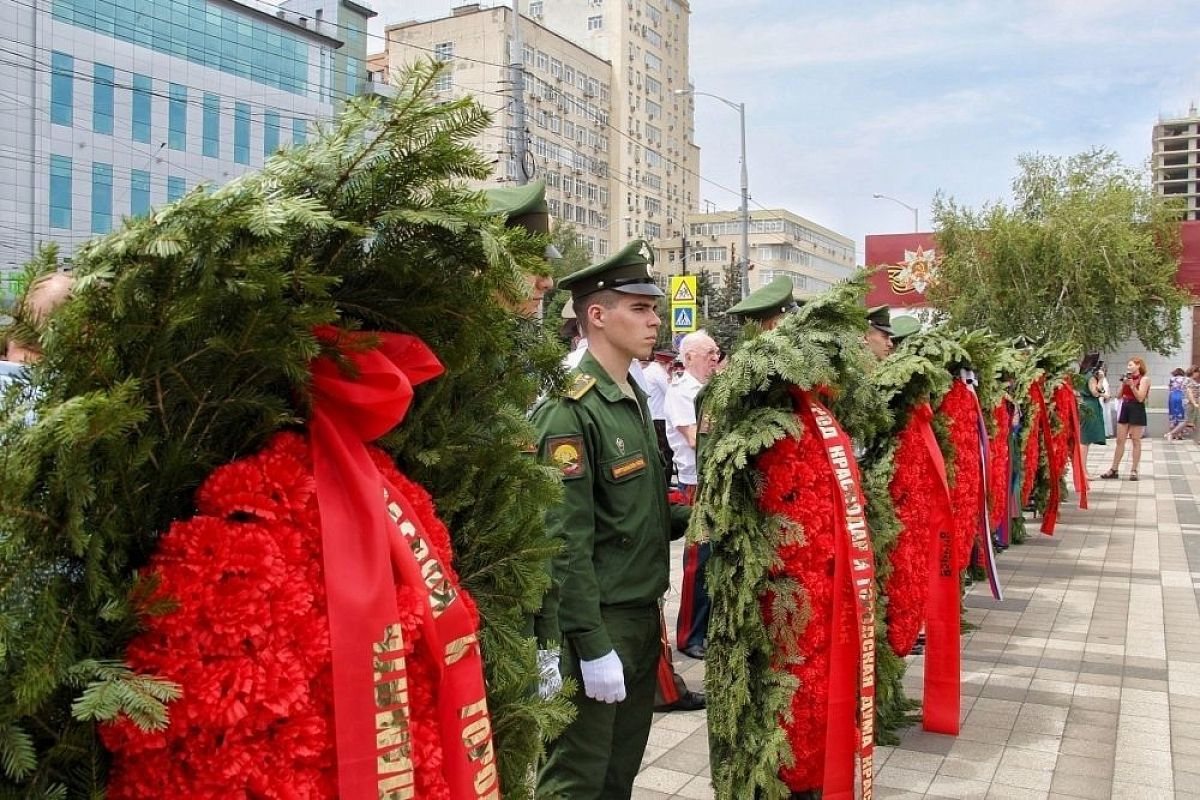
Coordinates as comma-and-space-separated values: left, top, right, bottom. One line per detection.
665, 330, 720, 660
1095, 366, 1116, 438
1079, 366, 1107, 463
1100, 357, 1150, 481
643, 350, 676, 483
1166, 367, 1188, 440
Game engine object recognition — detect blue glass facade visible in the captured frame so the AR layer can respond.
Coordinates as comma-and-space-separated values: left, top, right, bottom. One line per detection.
51, 51, 73, 126
202, 93, 220, 158
132, 74, 152, 143
91, 162, 113, 234
167, 176, 186, 203
130, 169, 151, 216
234, 102, 250, 165
292, 117, 307, 146
168, 83, 188, 151
93, 63, 114, 134
52, 0, 314, 96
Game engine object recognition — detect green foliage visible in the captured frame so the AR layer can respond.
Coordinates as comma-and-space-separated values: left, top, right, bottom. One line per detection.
0, 62, 570, 797
693, 275, 891, 798
929, 148, 1188, 355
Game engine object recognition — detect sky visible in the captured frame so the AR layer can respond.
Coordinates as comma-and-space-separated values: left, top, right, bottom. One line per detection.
362, 0, 1200, 260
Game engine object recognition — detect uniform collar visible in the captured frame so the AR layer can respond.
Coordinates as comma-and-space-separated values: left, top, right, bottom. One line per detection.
578, 349, 641, 403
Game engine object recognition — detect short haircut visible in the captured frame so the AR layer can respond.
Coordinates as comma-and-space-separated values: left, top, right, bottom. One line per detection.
572, 289, 622, 336
1173, 367, 1186, 377
678, 329, 712, 358
8, 271, 73, 349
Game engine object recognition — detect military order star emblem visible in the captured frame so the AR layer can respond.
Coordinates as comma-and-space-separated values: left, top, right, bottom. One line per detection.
887, 246, 939, 295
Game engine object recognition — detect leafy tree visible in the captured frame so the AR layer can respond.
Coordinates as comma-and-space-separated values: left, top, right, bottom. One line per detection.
928, 148, 1188, 355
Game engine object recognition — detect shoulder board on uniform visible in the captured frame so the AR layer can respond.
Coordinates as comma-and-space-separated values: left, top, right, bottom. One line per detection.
562, 373, 596, 401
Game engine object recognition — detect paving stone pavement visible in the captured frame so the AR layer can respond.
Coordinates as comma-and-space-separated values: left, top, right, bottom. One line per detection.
634, 438, 1200, 799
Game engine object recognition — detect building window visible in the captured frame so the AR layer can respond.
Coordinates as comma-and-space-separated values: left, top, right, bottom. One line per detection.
588, 15, 603, 30
234, 102, 251, 165
345, 56, 360, 96
292, 118, 308, 146
202, 94, 220, 158
49, 155, 72, 229
51, 51, 73, 126
166, 176, 186, 203
644, 52, 661, 72
91, 162, 113, 234
434, 71, 452, 93
529, 1, 543, 15
434, 42, 454, 62
132, 74, 152, 143
93, 63, 114, 135
130, 169, 151, 216
264, 110, 280, 155
167, 84, 187, 151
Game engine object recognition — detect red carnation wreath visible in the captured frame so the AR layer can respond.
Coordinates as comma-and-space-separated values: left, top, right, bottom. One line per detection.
757, 412, 836, 793
1041, 382, 1079, 534
1021, 379, 1048, 507
988, 401, 1011, 535
102, 432, 471, 800
883, 415, 941, 657
937, 380, 984, 572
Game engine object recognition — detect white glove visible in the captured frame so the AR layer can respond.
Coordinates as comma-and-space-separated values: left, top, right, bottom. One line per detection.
580, 650, 626, 704
537, 649, 563, 699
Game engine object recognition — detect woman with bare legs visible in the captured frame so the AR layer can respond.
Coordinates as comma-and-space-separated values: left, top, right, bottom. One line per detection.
1100, 357, 1151, 481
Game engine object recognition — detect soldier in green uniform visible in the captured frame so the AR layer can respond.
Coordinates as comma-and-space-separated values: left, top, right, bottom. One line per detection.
889, 314, 921, 346
865, 304, 896, 360
533, 240, 676, 799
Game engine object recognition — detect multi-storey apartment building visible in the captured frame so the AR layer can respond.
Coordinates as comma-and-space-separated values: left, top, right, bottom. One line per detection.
379, 0, 699, 259
1153, 107, 1200, 221
380, 3, 615, 256
653, 209, 856, 296
0, 0, 374, 273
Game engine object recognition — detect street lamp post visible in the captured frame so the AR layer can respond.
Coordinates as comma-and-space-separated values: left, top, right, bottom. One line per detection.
872, 193, 919, 232
677, 88, 750, 298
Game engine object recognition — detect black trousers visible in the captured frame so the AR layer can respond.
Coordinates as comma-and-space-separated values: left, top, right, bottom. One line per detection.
653, 419, 674, 483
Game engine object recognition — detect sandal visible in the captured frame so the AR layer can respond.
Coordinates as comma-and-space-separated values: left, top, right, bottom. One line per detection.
1129, 471, 1138, 482
1100, 469, 1119, 479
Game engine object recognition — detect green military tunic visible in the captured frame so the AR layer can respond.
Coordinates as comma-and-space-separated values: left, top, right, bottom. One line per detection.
532, 349, 672, 799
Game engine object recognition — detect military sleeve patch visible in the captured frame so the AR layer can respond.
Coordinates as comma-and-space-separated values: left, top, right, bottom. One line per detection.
563, 373, 596, 401
546, 435, 586, 479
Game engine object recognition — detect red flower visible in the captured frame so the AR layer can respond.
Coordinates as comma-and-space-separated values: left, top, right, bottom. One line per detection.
1022, 380, 1047, 506
884, 417, 942, 657
937, 381, 984, 572
756, 408, 840, 793
103, 431, 467, 800
989, 401, 1011, 534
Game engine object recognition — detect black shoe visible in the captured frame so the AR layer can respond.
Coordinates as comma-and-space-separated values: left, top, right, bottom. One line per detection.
654, 690, 706, 712
1099, 469, 1118, 480
679, 644, 707, 660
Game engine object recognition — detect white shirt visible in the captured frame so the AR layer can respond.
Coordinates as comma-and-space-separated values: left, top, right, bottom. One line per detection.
665, 371, 703, 485
643, 361, 671, 421
564, 338, 648, 392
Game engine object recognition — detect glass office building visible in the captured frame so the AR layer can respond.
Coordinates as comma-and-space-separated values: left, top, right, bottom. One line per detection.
0, 0, 375, 275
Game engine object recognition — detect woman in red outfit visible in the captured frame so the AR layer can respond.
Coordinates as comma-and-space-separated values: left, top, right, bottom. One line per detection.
1100, 357, 1151, 481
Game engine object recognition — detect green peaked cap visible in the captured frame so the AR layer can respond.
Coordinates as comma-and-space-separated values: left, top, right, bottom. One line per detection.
867, 304, 894, 335
889, 314, 921, 341
483, 179, 550, 234
727, 275, 796, 320
557, 239, 664, 300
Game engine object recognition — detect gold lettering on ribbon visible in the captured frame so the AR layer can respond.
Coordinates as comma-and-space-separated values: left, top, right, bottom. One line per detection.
459, 699, 501, 799
374, 623, 415, 799
444, 634, 479, 667
385, 491, 459, 617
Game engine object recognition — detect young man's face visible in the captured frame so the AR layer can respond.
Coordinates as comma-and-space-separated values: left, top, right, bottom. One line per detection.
591, 293, 661, 362
865, 327, 893, 360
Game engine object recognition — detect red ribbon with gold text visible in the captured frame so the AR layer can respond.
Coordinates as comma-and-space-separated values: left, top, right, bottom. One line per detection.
792, 388, 876, 800
908, 403, 960, 735
1059, 382, 1089, 510
309, 326, 499, 800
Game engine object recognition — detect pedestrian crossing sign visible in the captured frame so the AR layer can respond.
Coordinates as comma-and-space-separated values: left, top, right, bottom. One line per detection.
672, 305, 697, 333
670, 275, 697, 303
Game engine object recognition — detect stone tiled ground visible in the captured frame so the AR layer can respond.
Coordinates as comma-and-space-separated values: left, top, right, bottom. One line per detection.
635, 438, 1200, 799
